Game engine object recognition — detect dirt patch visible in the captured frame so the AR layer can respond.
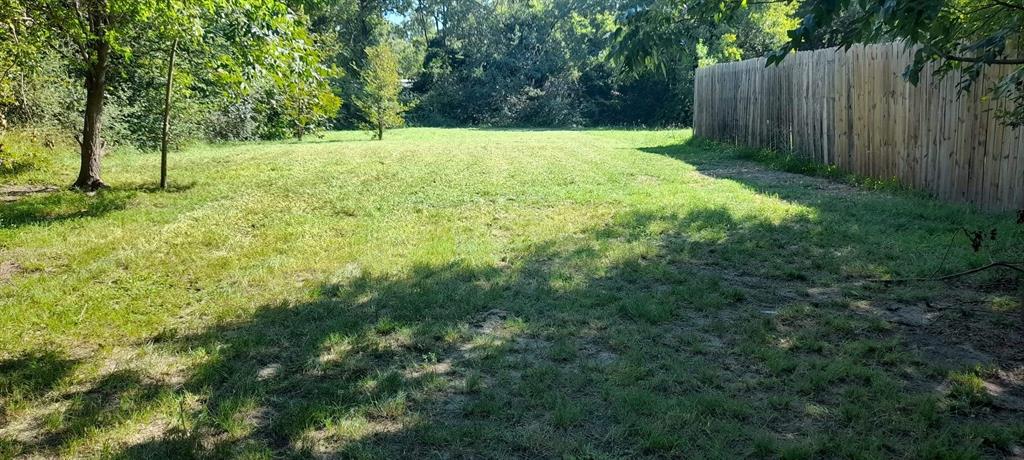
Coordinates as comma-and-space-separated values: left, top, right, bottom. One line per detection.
985, 380, 1024, 411
701, 244, 1023, 418
470, 309, 510, 336
0, 260, 22, 283
867, 302, 939, 328
713, 265, 848, 308
852, 286, 1024, 417
257, 363, 282, 381
915, 296, 1024, 366
0, 185, 59, 203
698, 163, 862, 196
714, 249, 1021, 373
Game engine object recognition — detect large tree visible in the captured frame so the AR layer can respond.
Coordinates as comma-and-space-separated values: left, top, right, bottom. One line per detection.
15, 0, 152, 190
290, 0, 403, 127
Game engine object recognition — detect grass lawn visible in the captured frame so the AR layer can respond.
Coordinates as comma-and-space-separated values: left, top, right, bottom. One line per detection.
1, 128, 1022, 458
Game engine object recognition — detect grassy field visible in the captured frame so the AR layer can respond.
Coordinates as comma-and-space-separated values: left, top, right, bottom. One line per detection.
1, 128, 1022, 459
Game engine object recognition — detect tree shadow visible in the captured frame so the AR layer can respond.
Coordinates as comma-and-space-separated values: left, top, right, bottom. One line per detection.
0, 362, 176, 458
92, 205, 938, 457
0, 207, 780, 457
641, 139, 1024, 411
287, 137, 374, 145
5, 176, 1021, 457
35, 369, 168, 448
0, 162, 38, 176
0, 351, 79, 412
117, 181, 197, 194
640, 139, 1022, 276
0, 180, 199, 230
0, 189, 137, 229
640, 138, 997, 220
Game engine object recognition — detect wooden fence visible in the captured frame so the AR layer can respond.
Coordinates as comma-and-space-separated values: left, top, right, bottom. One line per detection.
693, 42, 1023, 212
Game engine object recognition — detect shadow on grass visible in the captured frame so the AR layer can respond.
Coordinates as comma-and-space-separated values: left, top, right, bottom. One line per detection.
640, 138, 988, 219
0, 182, 195, 230
0, 189, 137, 229
114, 207, 806, 458
287, 137, 375, 145
0, 207, 805, 457
0, 351, 79, 410
0, 162, 37, 176
644, 138, 1024, 273
117, 181, 197, 194
3, 159, 1022, 457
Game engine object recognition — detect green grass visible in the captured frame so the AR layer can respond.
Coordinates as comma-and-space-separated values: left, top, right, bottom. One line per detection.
1, 128, 1022, 458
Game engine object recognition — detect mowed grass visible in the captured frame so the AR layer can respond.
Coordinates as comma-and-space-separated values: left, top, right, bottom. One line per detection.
1, 128, 1022, 458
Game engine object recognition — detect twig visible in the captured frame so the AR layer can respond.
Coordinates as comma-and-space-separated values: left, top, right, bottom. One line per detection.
870, 262, 1024, 284
931, 229, 960, 276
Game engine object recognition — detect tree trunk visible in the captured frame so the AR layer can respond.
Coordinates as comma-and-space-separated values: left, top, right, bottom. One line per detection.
74, 38, 110, 191
160, 38, 178, 189
377, 120, 383, 140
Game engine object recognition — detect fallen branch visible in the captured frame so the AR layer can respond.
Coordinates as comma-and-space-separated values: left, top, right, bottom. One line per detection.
870, 262, 1024, 284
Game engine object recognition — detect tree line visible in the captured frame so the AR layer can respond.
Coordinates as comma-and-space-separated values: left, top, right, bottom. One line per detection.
1, 0, 1021, 190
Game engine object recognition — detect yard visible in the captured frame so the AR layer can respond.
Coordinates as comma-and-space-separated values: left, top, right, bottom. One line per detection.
1, 129, 1022, 458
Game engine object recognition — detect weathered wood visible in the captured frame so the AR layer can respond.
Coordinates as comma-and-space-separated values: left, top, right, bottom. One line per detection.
693, 43, 1024, 212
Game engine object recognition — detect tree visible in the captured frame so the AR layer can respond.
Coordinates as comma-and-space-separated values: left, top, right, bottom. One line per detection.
0, 0, 40, 130
14, 0, 149, 190
268, 20, 343, 141
355, 43, 405, 139
11, 0, 332, 190
159, 37, 177, 189
773, 0, 1024, 127
611, 0, 799, 124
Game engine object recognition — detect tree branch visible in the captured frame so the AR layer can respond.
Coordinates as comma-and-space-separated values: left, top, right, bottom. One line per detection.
934, 49, 1024, 66
869, 262, 1024, 284
989, 0, 1024, 13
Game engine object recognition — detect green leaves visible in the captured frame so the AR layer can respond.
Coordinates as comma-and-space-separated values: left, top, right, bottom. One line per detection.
355, 43, 406, 139
614, 0, 799, 73
780, 0, 1024, 126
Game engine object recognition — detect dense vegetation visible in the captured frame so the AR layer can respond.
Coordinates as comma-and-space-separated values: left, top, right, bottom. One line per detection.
2, 0, 1021, 184
0, 0, 799, 161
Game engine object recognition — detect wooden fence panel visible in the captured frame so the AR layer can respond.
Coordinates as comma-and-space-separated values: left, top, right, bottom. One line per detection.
693, 42, 1024, 212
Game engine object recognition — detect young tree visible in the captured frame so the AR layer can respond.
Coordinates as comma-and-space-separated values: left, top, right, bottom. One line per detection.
355, 44, 406, 140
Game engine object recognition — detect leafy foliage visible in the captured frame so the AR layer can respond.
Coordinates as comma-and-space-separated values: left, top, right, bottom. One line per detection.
1, 0, 804, 155
398, 0, 779, 127
610, 0, 798, 125
775, 0, 1024, 127
0, 0, 341, 151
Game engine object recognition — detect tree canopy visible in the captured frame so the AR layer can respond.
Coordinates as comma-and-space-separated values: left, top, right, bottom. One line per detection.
612, 0, 1023, 126
1, 0, 340, 187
